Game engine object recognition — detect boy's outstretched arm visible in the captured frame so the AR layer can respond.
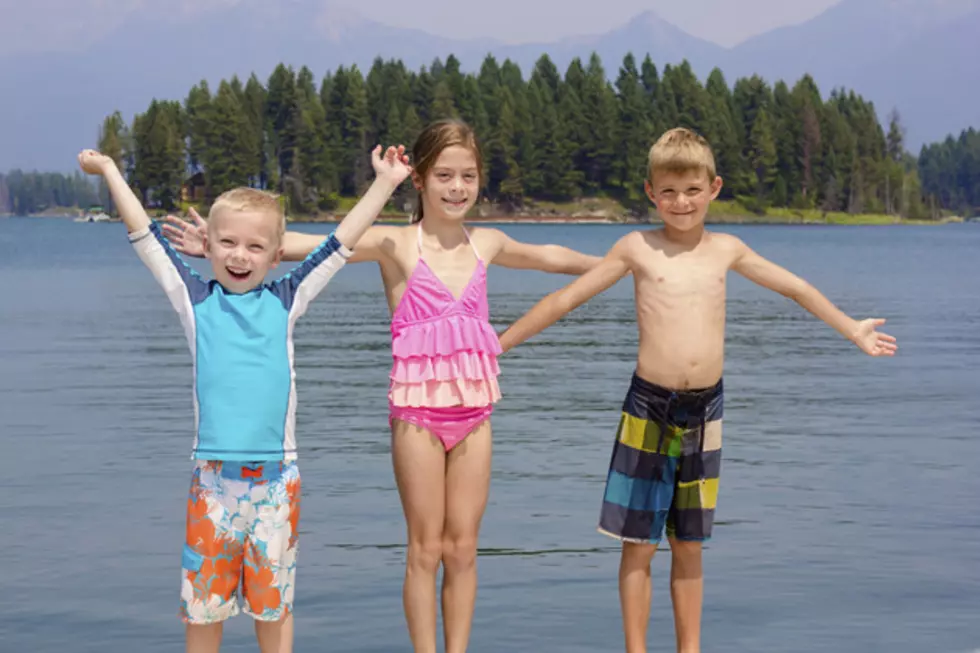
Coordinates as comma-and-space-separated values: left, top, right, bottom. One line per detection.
78, 150, 149, 234
730, 239, 897, 357
498, 235, 632, 352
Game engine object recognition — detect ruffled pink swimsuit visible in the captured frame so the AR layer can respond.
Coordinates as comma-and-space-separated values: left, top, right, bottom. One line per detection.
388, 223, 501, 450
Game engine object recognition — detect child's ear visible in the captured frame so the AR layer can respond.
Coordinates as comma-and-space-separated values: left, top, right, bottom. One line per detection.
411, 171, 423, 191
644, 179, 657, 206
202, 232, 211, 259
272, 246, 284, 267
710, 175, 724, 200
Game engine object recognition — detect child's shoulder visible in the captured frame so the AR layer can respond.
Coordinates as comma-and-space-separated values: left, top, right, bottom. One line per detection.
363, 223, 414, 250
618, 227, 665, 251
703, 229, 748, 253
466, 224, 506, 241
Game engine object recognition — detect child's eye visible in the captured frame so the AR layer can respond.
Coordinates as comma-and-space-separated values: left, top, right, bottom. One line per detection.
220, 239, 234, 246
249, 245, 264, 252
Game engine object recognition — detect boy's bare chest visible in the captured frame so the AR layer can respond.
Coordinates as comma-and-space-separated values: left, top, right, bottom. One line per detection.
638, 257, 728, 303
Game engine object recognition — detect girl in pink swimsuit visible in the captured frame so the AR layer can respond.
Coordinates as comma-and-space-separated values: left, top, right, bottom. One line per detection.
163, 119, 601, 653
388, 220, 500, 452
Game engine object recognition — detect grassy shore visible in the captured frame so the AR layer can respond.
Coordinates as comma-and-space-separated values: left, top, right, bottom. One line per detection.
283, 196, 960, 225
11, 196, 962, 225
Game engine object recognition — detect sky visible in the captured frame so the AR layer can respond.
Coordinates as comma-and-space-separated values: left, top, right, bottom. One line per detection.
0, 0, 843, 56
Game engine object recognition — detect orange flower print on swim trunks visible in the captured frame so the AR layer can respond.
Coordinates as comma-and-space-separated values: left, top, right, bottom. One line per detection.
244, 564, 283, 616
179, 461, 301, 625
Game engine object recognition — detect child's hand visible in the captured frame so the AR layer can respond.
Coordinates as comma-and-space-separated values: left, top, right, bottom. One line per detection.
78, 149, 115, 176
371, 144, 412, 187
852, 318, 898, 357
162, 207, 208, 258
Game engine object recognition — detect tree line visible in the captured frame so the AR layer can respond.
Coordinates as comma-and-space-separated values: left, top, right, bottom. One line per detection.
10, 52, 978, 218
0, 170, 99, 215
918, 128, 980, 216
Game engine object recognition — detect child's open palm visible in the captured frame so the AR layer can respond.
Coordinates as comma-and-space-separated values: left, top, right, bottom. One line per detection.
372, 144, 412, 186
853, 318, 898, 357
162, 208, 207, 258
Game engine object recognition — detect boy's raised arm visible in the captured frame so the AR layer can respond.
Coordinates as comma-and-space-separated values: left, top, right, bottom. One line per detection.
333, 145, 412, 250
78, 150, 149, 234
498, 234, 633, 352
730, 238, 897, 357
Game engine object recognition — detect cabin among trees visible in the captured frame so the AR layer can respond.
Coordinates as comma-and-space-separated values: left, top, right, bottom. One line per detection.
181, 171, 207, 203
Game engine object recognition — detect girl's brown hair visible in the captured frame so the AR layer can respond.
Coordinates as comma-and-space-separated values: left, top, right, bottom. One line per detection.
410, 119, 483, 223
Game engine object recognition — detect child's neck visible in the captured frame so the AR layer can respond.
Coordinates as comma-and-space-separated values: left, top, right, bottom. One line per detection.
661, 223, 707, 249
419, 214, 468, 250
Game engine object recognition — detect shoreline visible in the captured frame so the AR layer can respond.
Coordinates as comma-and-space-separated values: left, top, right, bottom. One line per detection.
282, 212, 963, 226
4, 208, 965, 226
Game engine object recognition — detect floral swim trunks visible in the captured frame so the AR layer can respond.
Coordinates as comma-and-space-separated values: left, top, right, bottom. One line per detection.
180, 460, 301, 625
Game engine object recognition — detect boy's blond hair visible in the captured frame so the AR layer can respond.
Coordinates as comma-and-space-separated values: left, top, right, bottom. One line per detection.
648, 128, 717, 183
209, 187, 286, 238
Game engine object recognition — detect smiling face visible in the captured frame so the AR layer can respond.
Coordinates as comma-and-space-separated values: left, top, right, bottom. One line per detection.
204, 207, 283, 293
646, 169, 723, 233
416, 145, 481, 222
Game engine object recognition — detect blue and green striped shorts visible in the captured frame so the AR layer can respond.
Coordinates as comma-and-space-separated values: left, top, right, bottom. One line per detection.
598, 373, 723, 544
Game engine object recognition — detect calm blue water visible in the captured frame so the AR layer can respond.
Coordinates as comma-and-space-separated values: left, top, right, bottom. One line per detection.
1, 217, 978, 652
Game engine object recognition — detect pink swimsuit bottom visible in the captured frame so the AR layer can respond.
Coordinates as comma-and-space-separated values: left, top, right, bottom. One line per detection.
388, 224, 501, 451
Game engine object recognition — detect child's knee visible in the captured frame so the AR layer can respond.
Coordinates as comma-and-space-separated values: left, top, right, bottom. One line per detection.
621, 541, 658, 567
668, 538, 703, 574
407, 537, 443, 573
441, 534, 478, 573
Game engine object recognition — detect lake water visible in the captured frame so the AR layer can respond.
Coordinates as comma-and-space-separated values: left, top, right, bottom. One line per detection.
1, 217, 978, 652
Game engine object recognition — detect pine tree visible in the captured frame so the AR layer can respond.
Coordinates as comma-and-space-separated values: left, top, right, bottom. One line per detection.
748, 107, 777, 209
265, 64, 299, 193
431, 80, 457, 120
704, 69, 744, 198
614, 53, 651, 201
97, 110, 127, 211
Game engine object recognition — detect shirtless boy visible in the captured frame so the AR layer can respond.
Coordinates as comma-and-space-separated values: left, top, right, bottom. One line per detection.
497, 128, 897, 653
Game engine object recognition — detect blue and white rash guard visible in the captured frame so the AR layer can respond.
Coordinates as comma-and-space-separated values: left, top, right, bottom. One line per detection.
128, 222, 350, 461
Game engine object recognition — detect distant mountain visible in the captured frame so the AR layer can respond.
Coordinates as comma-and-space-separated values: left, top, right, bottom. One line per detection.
844, 6, 980, 152
726, 0, 980, 147
0, 0, 976, 171
487, 11, 725, 79
728, 0, 980, 85
0, 0, 489, 172
0, 3, 720, 171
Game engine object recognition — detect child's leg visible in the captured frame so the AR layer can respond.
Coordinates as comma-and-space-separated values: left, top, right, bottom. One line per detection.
441, 421, 492, 653
619, 541, 658, 653
254, 614, 294, 653
239, 462, 302, 653
181, 462, 246, 653
667, 538, 703, 653
392, 419, 448, 653
186, 624, 222, 653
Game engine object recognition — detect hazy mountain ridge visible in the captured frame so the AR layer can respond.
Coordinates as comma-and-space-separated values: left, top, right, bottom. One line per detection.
1, 0, 975, 170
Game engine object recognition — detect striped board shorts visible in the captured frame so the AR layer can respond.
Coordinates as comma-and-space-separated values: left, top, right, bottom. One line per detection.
598, 373, 723, 544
